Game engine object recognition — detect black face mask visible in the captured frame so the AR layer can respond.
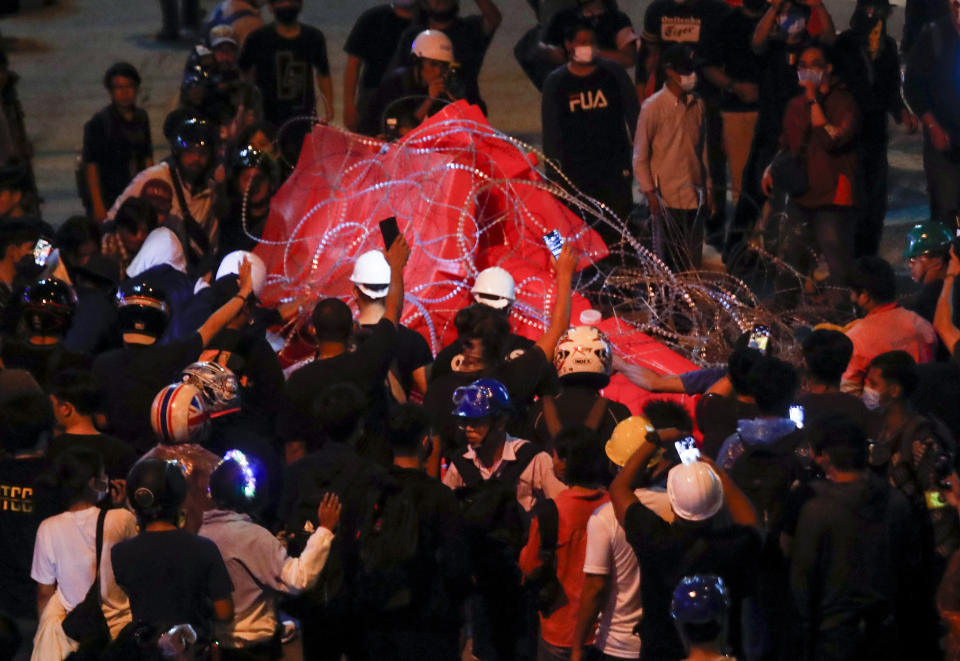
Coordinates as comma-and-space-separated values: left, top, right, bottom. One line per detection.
274, 6, 301, 24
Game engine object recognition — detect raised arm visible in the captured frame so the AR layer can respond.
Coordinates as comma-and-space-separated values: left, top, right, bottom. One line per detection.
197, 257, 254, 346
935, 247, 960, 354
610, 438, 659, 525
475, 0, 503, 36
535, 243, 578, 357
383, 234, 411, 326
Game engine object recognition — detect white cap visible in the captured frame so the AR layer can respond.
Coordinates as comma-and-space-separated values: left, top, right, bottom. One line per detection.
471, 266, 515, 309
580, 309, 602, 325
666, 462, 724, 522
216, 250, 267, 298
209, 25, 238, 49
350, 250, 391, 299
411, 29, 455, 63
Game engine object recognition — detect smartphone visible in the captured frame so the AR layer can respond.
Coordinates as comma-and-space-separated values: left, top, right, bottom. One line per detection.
33, 238, 52, 267
789, 405, 805, 429
926, 490, 950, 510
543, 230, 564, 258
379, 216, 400, 249
748, 325, 770, 354
675, 437, 701, 465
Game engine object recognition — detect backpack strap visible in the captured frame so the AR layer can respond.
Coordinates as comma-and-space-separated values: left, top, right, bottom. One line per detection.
541, 395, 563, 441
583, 396, 609, 432
496, 441, 541, 487
166, 158, 211, 267
94, 507, 106, 603
452, 454, 484, 488
535, 498, 560, 552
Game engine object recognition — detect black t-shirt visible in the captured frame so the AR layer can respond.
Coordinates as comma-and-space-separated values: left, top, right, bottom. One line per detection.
82, 104, 153, 209
755, 39, 807, 139
91, 333, 204, 451
281, 319, 397, 443
624, 501, 761, 660
0, 453, 52, 615
796, 390, 873, 433
422, 345, 551, 450
0, 339, 89, 392
431, 332, 535, 382
642, 0, 729, 52
358, 321, 433, 396
541, 60, 639, 182
702, 8, 764, 111
526, 385, 632, 448
915, 361, 960, 442
48, 433, 137, 480
112, 529, 233, 637
696, 393, 761, 460
359, 65, 449, 137
390, 16, 494, 111
238, 23, 330, 126
344, 5, 413, 89
543, 7, 634, 51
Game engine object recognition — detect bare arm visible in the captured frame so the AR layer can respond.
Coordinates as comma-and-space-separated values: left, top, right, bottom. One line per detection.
535, 243, 577, 357
85, 163, 108, 222
383, 235, 410, 326
343, 55, 363, 132
935, 248, 960, 353
752, 2, 782, 53
810, 0, 836, 44
214, 598, 234, 622
599, 41, 638, 69
475, 0, 503, 36
610, 439, 659, 526
36, 582, 56, 618
570, 574, 610, 661
197, 257, 254, 346
316, 74, 334, 122
612, 355, 686, 393
702, 457, 759, 528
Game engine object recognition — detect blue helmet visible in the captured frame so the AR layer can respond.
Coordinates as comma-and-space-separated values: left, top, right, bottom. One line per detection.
451, 378, 511, 418
670, 575, 730, 624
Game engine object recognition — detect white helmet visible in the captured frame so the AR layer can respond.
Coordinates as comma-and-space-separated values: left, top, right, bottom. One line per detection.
554, 325, 613, 379
181, 362, 239, 413
349, 250, 391, 299
411, 29, 455, 63
471, 267, 515, 310
216, 251, 267, 298
666, 462, 724, 522
150, 383, 210, 445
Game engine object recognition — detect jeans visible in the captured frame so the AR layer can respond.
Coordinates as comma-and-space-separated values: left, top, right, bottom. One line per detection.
159, 0, 199, 36
776, 202, 854, 303
655, 207, 704, 271
923, 132, 960, 225
854, 118, 889, 257
538, 637, 571, 661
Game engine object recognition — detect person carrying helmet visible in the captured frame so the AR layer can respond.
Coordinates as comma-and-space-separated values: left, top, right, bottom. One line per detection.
110, 458, 235, 655
901, 221, 955, 324
359, 29, 463, 137
105, 114, 218, 276
527, 324, 632, 448
609, 425, 761, 660
140, 381, 222, 534
199, 452, 340, 657
670, 575, 734, 660
92, 256, 256, 451
0, 277, 88, 391
351, 248, 433, 400
423, 248, 577, 454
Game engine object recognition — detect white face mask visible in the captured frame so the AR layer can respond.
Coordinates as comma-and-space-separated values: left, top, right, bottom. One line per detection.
572, 45, 597, 64
679, 73, 697, 91
861, 386, 883, 411
797, 67, 824, 87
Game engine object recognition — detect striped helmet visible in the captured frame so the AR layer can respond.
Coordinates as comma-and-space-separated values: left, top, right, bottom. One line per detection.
150, 383, 210, 444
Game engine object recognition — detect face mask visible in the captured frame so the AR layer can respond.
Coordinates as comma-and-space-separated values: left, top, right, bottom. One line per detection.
273, 6, 301, 23
797, 67, 824, 86
679, 72, 697, 91
862, 386, 883, 411
572, 45, 597, 64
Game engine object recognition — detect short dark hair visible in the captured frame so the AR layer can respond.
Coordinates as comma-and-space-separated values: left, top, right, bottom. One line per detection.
849, 256, 896, 303
454, 304, 511, 366
0, 218, 40, 256
562, 22, 597, 43
103, 61, 141, 89
747, 356, 799, 416
728, 347, 763, 396
387, 403, 429, 457
311, 298, 353, 344
114, 197, 158, 234
312, 382, 367, 444
50, 369, 102, 416
555, 425, 609, 486
47, 446, 103, 507
678, 621, 725, 645
802, 330, 854, 385
661, 43, 697, 74
55, 216, 100, 258
868, 350, 918, 399
810, 413, 868, 470
642, 399, 694, 432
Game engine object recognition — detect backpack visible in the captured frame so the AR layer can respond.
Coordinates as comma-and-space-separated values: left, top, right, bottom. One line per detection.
540, 393, 609, 445
730, 435, 802, 538
354, 473, 421, 612
524, 498, 563, 615
453, 441, 540, 563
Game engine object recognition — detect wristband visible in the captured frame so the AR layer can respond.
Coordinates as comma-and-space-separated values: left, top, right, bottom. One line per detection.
233, 294, 248, 304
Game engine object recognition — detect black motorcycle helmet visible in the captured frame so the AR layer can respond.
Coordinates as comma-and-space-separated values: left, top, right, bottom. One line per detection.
126, 458, 188, 525
115, 280, 170, 341
170, 115, 218, 155
19, 278, 77, 337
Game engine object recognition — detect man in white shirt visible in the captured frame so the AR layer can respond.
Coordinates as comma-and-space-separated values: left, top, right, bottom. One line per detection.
633, 43, 712, 270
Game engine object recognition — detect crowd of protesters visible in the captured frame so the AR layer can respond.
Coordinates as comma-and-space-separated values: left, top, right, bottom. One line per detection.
3, 0, 960, 659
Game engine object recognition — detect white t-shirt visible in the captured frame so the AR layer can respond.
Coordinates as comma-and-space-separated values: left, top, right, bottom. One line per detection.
31, 507, 137, 636
583, 489, 673, 658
